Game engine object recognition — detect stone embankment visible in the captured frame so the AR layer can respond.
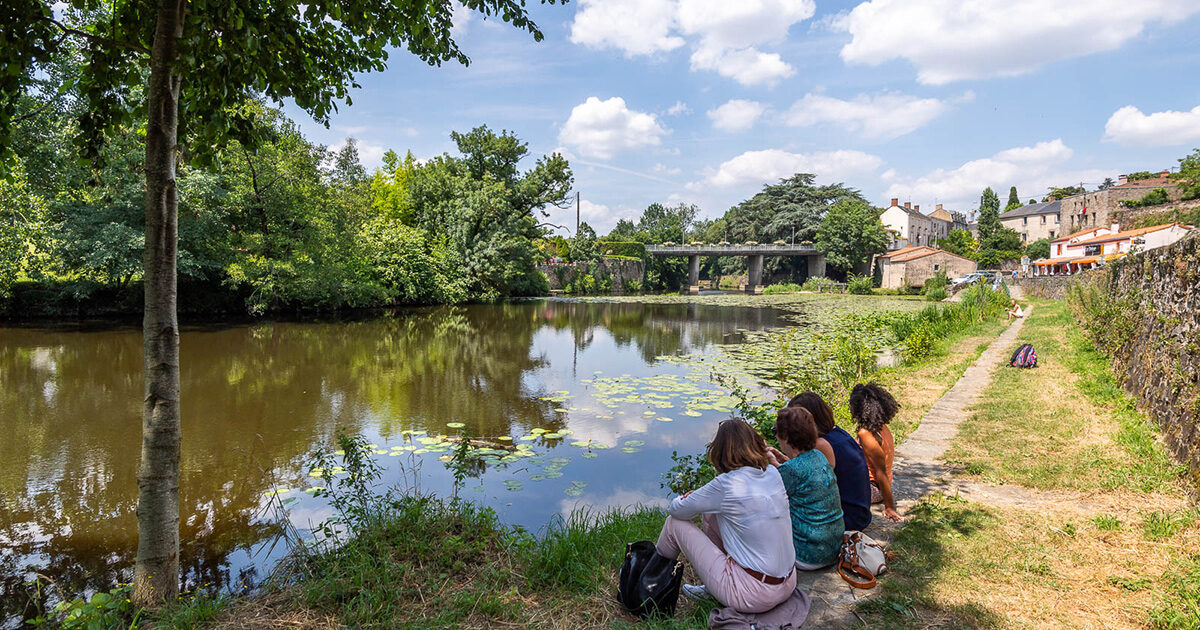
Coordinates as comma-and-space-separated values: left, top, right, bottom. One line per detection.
1100, 232, 1200, 487
539, 257, 643, 293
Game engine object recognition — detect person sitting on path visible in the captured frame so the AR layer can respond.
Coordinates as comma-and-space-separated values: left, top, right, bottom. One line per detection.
1007, 299, 1025, 322
787, 392, 872, 531
852, 383, 903, 522
765, 407, 845, 570
657, 419, 797, 612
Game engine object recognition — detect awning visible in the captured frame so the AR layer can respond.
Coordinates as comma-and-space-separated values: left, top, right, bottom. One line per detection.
1072, 257, 1099, 265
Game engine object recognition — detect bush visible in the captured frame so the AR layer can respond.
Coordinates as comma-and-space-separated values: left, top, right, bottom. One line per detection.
801, 276, 831, 292
847, 274, 874, 295
596, 241, 646, 258
923, 270, 948, 293
926, 287, 947, 301
762, 282, 803, 295
1120, 187, 1171, 208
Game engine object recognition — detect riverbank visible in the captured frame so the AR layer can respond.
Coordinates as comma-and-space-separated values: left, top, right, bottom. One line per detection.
126, 291, 1016, 629
863, 300, 1198, 629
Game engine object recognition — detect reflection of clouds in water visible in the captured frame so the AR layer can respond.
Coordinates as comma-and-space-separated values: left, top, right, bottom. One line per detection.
285, 504, 337, 532
563, 412, 651, 447
0, 520, 63, 546
558, 487, 668, 523
29, 347, 58, 373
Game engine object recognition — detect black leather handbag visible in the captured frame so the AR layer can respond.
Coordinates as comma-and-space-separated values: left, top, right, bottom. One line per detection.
617, 540, 685, 619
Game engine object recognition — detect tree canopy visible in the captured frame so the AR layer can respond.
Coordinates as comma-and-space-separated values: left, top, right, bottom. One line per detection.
815, 200, 889, 273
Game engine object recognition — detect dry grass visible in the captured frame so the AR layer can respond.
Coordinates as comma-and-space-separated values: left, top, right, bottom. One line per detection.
866, 493, 1200, 630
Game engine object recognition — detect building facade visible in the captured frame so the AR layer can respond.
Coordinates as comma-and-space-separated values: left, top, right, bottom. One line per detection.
878, 246, 977, 289
1060, 172, 1183, 234
881, 199, 934, 248
1033, 223, 1193, 275
999, 200, 1062, 243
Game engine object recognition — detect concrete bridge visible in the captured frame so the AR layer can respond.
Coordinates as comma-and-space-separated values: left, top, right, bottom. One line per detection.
645, 243, 826, 294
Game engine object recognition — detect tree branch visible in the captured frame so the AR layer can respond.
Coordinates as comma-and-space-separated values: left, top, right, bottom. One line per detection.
43, 16, 149, 55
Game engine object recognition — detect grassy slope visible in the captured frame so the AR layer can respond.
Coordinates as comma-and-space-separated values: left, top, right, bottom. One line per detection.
863, 300, 1200, 630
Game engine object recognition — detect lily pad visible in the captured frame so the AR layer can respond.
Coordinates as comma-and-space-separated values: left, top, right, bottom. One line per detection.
621, 447, 642, 454
529, 474, 547, 482
446, 422, 465, 429
581, 452, 598, 459
683, 410, 703, 417
624, 440, 645, 447
263, 488, 291, 497
564, 486, 585, 497
497, 436, 512, 441
657, 417, 674, 422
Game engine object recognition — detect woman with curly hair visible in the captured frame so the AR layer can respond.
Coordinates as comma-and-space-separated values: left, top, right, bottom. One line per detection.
850, 382, 903, 522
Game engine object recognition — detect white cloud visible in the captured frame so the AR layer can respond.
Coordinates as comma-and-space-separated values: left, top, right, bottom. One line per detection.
568, 0, 814, 85
1103, 104, 1200, 147
837, 0, 1200, 85
882, 139, 1102, 209
786, 92, 949, 140
689, 46, 794, 86
707, 99, 766, 132
570, 199, 640, 234
569, 0, 684, 57
450, 1, 472, 35
666, 101, 691, 116
689, 148, 883, 190
558, 97, 668, 160
653, 163, 683, 176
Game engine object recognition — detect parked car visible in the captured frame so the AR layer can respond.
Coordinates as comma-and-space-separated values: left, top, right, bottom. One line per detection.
951, 271, 996, 284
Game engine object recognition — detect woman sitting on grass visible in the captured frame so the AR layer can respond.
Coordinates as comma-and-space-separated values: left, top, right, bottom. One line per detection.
766, 407, 845, 570
788, 392, 872, 531
657, 419, 796, 612
1007, 299, 1025, 322
851, 383, 903, 522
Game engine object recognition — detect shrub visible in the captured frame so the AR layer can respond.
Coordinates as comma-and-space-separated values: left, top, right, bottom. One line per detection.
801, 276, 830, 292
847, 273, 874, 294
926, 287, 947, 301
596, 241, 646, 258
763, 282, 803, 295
923, 270, 948, 293
1120, 187, 1171, 208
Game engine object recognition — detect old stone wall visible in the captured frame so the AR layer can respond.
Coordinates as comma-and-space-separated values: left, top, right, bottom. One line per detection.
1099, 232, 1200, 485
1011, 272, 1099, 299
1060, 186, 1184, 235
1111, 198, 1200, 229
539, 258, 644, 293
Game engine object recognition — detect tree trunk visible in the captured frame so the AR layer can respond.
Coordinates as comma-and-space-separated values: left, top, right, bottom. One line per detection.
134, 0, 184, 607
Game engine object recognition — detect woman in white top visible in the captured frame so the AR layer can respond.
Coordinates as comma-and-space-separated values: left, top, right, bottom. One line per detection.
654, 419, 797, 613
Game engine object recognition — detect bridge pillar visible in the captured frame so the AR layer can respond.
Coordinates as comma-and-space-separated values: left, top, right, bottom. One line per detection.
807, 253, 826, 280
687, 254, 700, 294
746, 255, 764, 294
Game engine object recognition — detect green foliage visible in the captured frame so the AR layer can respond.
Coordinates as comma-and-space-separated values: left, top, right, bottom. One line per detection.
1045, 186, 1086, 201
847, 273, 874, 294
1066, 270, 1139, 353
1150, 555, 1200, 630
815, 199, 890, 273
977, 227, 1024, 268
1005, 186, 1022, 212
1125, 171, 1161, 181
977, 187, 1001, 238
924, 270, 948, 293
925, 287, 947, 302
1025, 238, 1051, 261
0, 163, 49, 297
938, 228, 979, 259
801, 276, 833, 292
1175, 149, 1200, 201
1120, 187, 1171, 208
762, 282, 803, 295
26, 583, 141, 630
568, 222, 599, 263
596, 240, 645, 259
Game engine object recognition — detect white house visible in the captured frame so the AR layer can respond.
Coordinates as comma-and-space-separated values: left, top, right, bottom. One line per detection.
881, 199, 934, 248
1032, 223, 1193, 275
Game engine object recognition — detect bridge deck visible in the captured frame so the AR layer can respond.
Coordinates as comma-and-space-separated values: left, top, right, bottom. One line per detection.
645, 244, 819, 256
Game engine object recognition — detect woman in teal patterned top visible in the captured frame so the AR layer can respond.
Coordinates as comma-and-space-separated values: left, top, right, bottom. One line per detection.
767, 407, 845, 569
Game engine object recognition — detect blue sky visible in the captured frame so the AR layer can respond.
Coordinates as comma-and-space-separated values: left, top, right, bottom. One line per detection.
284, 0, 1200, 235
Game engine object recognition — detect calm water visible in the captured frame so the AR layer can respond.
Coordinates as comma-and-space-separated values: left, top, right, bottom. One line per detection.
0, 298, 792, 623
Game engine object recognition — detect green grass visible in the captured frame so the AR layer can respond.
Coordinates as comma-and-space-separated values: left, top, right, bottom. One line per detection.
1141, 508, 1200, 542
189, 493, 711, 629
946, 300, 1186, 492
148, 592, 231, 629
1150, 555, 1200, 629
855, 494, 1002, 630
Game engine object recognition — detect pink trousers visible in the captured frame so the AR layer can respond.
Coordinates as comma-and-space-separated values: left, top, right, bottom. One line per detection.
655, 514, 796, 614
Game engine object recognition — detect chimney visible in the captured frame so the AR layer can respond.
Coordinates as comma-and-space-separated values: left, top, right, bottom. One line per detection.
936, 203, 943, 211
904, 202, 911, 209
890, 197, 898, 207
1161, 169, 1170, 178
914, 205, 920, 212
1118, 174, 1128, 185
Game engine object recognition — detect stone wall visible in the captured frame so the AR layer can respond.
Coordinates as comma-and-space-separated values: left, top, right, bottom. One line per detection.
539, 258, 644, 293
1111, 198, 1200, 229
1011, 272, 1099, 299
1060, 185, 1184, 235
1090, 232, 1200, 486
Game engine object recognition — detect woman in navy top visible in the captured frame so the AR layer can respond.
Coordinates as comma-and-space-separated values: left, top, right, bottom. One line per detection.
788, 392, 872, 531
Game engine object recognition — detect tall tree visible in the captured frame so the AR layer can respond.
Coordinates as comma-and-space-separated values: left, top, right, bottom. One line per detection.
1005, 186, 1021, 211
977, 187, 1001, 238
814, 200, 888, 274
1044, 185, 1086, 201
0, 0, 561, 606
938, 228, 978, 259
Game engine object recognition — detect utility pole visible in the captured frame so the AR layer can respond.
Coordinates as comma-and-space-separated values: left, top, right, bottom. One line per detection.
576, 191, 580, 235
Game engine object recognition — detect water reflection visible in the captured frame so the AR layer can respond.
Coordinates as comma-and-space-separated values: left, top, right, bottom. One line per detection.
0, 299, 785, 624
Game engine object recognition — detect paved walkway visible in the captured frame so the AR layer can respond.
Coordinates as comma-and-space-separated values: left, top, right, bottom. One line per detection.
797, 312, 1029, 627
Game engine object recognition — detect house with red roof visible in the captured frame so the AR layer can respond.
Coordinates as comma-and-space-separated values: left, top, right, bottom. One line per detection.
1031, 223, 1193, 276
877, 245, 977, 289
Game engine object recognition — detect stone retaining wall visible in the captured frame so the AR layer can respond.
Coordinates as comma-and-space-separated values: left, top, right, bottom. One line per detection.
1094, 232, 1200, 486
539, 258, 643, 293
1011, 273, 1098, 299
1111, 198, 1200, 228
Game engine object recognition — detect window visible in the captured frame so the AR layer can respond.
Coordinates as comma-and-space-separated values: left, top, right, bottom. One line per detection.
1085, 244, 1101, 256
1050, 231, 1056, 239
1023, 217, 1028, 225
1055, 214, 1060, 223
1041, 215, 1046, 224
933, 264, 941, 271
1021, 233, 1027, 241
